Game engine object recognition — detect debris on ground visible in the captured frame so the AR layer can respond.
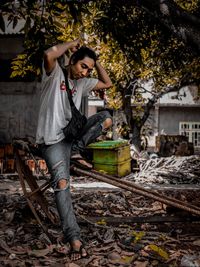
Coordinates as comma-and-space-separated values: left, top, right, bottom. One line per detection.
133, 155, 200, 184
0, 168, 200, 267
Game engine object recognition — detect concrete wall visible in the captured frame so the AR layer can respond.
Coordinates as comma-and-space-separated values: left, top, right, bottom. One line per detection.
0, 82, 40, 144
147, 106, 200, 149
0, 35, 40, 144
0, 36, 23, 59
159, 106, 200, 134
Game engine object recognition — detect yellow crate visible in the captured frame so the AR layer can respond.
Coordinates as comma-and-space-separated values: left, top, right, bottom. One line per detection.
88, 140, 131, 177
94, 159, 131, 177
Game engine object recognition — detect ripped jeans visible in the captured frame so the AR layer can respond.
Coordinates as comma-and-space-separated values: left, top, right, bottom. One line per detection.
40, 111, 112, 243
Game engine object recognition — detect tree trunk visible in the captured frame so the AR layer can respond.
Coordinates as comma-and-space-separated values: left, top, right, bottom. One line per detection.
131, 123, 142, 152
123, 80, 143, 151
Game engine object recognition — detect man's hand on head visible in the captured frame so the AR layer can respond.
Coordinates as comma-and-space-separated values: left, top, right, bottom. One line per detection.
70, 38, 81, 53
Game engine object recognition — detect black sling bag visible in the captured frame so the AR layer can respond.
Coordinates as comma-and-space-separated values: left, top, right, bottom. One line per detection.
62, 69, 87, 141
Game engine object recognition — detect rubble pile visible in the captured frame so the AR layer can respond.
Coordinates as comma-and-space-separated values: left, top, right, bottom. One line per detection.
133, 155, 200, 184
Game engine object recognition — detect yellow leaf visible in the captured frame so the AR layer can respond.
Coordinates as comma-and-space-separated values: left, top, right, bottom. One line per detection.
11, 66, 19, 70
11, 61, 22, 66
17, 54, 27, 60
131, 231, 145, 243
54, 2, 66, 10
120, 255, 134, 264
98, 169, 108, 175
10, 70, 20, 78
36, 68, 41, 75
148, 244, 169, 260
96, 219, 107, 225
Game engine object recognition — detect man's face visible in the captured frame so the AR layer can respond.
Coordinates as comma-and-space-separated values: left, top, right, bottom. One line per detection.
70, 56, 95, 79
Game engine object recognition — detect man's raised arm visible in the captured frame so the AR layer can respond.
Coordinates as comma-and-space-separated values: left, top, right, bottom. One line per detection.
44, 39, 80, 73
93, 61, 112, 90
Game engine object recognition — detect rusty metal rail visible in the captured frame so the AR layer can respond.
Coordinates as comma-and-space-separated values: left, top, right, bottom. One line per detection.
72, 166, 200, 217
92, 170, 200, 212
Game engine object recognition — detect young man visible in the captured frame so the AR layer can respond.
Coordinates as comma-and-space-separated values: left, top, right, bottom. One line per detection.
36, 38, 112, 260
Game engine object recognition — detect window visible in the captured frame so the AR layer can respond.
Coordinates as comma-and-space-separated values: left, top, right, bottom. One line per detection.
180, 122, 200, 147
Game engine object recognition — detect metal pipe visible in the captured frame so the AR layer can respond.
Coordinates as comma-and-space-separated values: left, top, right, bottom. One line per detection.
72, 166, 200, 217
92, 170, 200, 212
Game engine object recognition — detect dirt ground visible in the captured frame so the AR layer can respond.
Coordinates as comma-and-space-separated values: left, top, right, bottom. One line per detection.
0, 174, 200, 267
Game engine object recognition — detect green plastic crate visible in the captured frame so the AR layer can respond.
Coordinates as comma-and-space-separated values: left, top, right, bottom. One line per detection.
88, 140, 131, 177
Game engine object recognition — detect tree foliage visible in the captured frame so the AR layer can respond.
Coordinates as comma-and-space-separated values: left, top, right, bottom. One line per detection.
0, 0, 200, 149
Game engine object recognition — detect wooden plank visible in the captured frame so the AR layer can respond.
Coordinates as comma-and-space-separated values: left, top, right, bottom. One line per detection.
78, 215, 200, 225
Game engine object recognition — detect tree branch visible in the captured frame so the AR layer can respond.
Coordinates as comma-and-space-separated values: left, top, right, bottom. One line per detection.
138, 0, 200, 53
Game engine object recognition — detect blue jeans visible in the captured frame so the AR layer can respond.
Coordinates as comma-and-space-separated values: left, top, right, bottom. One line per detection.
40, 110, 112, 243
71, 110, 112, 155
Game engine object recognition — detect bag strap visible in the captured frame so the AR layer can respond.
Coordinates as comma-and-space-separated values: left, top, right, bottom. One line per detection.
62, 68, 75, 107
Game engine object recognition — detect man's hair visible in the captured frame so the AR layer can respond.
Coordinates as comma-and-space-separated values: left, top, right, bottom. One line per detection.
69, 46, 97, 65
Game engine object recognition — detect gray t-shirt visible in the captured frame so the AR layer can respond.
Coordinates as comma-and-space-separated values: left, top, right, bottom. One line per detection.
36, 61, 98, 145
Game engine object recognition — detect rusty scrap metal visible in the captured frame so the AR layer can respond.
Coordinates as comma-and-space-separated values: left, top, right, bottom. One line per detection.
14, 148, 58, 233
72, 166, 200, 217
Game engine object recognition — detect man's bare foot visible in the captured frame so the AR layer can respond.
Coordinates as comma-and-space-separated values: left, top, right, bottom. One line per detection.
69, 240, 88, 261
